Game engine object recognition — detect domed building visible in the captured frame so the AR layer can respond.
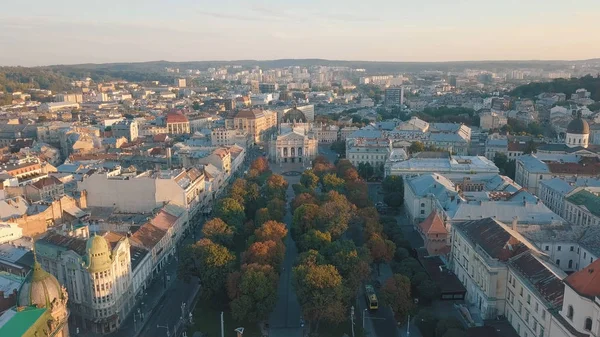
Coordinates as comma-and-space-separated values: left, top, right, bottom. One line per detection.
0, 259, 70, 337
35, 230, 138, 334
565, 111, 590, 148
282, 106, 308, 124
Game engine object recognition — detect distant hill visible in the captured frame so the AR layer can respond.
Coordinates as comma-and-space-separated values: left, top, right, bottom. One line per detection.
48, 58, 599, 74
510, 75, 600, 101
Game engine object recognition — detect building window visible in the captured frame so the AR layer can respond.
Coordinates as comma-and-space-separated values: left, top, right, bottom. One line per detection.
421, 203, 425, 207
545, 246, 549, 251
556, 259, 560, 266
570, 246, 574, 251
568, 260, 573, 269
420, 210, 425, 215
557, 246, 561, 251
584, 318, 592, 331
567, 305, 574, 320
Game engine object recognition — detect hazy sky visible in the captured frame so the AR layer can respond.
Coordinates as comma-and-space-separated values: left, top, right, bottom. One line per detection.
2, 0, 600, 66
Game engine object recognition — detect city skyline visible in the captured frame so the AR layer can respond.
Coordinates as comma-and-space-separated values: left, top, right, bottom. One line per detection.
2, 0, 600, 66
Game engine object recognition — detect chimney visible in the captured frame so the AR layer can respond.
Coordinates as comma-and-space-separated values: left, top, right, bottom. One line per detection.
512, 216, 518, 231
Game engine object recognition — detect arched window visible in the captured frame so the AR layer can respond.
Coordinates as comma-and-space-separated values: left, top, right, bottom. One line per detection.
567, 305, 574, 320
585, 318, 592, 331
568, 260, 573, 269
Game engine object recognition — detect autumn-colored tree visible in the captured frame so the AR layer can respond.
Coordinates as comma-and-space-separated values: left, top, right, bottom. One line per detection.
292, 204, 320, 237
244, 182, 262, 218
202, 218, 235, 247
178, 239, 236, 299
321, 173, 345, 192
298, 229, 331, 252
255, 220, 288, 242
265, 174, 288, 200
321, 240, 371, 293
228, 263, 279, 323
266, 198, 286, 222
381, 274, 412, 322
313, 162, 334, 177
229, 178, 248, 205
346, 180, 370, 208
291, 193, 318, 213
335, 159, 354, 177
367, 234, 396, 272
312, 155, 330, 167
214, 198, 245, 230
300, 170, 319, 190
356, 207, 383, 237
342, 168, 360, 182
243, 240, 285, 267
250, 156, 269, 174
254, 208, 271, 227
317, 192, 355, 238
297, 249, 327, 267
293, 263, 347, 332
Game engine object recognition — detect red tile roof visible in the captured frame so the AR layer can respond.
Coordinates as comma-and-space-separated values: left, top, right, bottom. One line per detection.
546, 161, 600, 175
31, 176, 62, 189
166, 112, 189, 124
150, 210, 178, 231
565, 258, 600, 299
419, 211, 448, 235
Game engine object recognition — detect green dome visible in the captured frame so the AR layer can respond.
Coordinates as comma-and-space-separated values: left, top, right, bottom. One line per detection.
86, 234, 112, 273
17, 261, 63, 308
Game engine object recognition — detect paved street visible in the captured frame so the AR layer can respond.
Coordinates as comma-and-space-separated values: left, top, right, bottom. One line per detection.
318, 144, 339, 163
268, 164, 303, 337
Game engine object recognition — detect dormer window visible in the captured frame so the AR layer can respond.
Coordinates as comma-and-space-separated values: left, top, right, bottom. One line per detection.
584, 317, 592, 331
567, 305, 574, 320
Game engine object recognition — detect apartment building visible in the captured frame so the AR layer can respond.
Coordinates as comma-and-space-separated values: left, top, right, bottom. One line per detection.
225, 109, 277, 144
78, 167, 205, 215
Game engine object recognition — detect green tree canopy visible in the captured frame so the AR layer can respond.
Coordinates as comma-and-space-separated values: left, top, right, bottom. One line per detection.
292, 204, 320, 238
300, 170, 320, 190
178, 238, 235, 299
227, 263, 279, 323
293, 263, 347, 332
381, 274, 413, 322
201, 218, 235, 247
266, 198, 286, 222
318, 191, 356, 238
298, 229, 332, 252
214, 198, 245, 230
408, 141, 425, 154
322, 173, 345, 192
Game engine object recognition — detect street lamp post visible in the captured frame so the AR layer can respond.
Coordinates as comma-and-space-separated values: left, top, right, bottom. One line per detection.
350, 306, 355, 337
363, 309, 367, 329
407, 314, 410, 337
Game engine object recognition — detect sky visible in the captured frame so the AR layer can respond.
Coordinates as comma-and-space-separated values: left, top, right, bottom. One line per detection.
1, 0, 600, 66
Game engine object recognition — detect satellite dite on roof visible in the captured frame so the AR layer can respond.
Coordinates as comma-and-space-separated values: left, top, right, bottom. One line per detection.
234, 327, 244, 337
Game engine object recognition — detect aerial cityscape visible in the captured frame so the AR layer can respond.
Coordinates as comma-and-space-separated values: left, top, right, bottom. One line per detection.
1, 2, 600, 337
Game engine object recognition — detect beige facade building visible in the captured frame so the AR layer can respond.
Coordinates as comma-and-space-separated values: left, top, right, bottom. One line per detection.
166, 113, 190, 134
210, 128, 250, 148
56, 93, 83, 103
78, 167, 205, 215
225, 109, 277, 144
36, 230, 145, 334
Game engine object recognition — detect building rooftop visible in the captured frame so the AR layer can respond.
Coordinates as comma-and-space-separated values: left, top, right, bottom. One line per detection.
508, 251, 565, 309
564, 258, 600, 299
566, 189, 600, 217
0, 306, 47, 337
454, 218, 529, 262
419, 211, 447, 235
448, 197, 563, 224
